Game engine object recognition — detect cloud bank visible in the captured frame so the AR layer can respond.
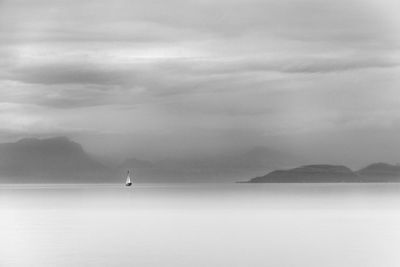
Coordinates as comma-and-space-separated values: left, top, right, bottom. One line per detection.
0, 0, 400, 167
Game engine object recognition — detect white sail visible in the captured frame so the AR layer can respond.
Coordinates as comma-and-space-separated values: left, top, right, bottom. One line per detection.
126, 175, 131, 184
125, 170, 133, 186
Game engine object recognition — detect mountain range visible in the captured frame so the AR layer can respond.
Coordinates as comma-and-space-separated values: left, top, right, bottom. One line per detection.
0, 137, 294, 183
0, 136, 399, 183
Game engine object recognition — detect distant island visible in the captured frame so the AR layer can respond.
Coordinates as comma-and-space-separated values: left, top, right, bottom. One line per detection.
246, 163, 400, 183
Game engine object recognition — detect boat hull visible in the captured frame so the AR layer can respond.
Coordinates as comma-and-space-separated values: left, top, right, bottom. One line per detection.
125, 182, 132, 186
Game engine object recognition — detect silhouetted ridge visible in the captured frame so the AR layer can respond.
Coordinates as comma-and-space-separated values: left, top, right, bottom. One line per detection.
249, 164, 359, 183
357, 163, 400, 178
248, 163, 400, 183
0, 137, 112, 183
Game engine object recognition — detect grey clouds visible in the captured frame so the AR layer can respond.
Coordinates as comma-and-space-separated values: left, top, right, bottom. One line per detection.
0, 0, 400, 169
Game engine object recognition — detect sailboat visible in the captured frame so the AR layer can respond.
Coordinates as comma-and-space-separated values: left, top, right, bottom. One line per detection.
125, 170, 133, 186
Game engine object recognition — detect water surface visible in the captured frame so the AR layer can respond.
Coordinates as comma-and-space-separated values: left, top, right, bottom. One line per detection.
1, 183, 400, 267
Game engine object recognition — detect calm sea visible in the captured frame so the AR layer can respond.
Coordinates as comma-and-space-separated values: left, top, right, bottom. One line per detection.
1, 183, 400, 267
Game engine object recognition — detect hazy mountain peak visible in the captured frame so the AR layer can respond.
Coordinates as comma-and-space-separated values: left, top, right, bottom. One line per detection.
0, 136, 111, 183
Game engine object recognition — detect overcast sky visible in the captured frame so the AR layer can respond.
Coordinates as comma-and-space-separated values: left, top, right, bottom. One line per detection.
1, 0, 400, 166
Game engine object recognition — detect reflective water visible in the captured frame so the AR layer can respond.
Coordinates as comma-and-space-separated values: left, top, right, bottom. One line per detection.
1, 183, 400, 267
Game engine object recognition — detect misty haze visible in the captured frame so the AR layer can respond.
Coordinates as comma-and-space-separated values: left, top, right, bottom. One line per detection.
1, 0, 400, 266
